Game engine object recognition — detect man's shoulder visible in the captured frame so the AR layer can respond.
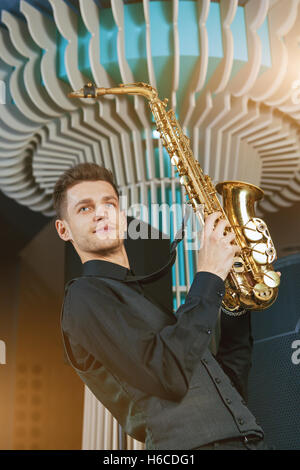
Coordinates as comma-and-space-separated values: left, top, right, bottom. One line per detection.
65, 276, 91, 292
65, 276, 111, 300
62, 277, 111, 330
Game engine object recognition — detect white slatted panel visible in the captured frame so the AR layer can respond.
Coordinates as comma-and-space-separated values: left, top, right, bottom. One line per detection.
1, 0, 299, 214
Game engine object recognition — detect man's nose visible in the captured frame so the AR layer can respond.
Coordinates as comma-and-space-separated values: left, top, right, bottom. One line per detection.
94, 206, 108, 220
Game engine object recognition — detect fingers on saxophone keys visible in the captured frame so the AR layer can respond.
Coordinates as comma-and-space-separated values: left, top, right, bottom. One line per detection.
204, 211, 223, 234
213, 217, 231, 238
225, 231, 236, 243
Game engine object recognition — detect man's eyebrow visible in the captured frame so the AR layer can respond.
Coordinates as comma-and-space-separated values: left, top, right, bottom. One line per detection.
74, 195, 118, 209
102, 195, 118, 202
74, 198, 94, 209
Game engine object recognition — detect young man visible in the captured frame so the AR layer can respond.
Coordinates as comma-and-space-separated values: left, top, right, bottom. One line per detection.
54, 162, 269, 450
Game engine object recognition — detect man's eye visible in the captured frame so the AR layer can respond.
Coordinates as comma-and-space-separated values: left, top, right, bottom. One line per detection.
105, 203, 115, 208
79, 206, 90, 212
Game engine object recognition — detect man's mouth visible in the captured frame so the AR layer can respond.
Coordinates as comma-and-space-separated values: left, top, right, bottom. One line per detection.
94, 224, 114, 233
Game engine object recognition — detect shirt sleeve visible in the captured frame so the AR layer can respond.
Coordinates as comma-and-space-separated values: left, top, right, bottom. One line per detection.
214, 310, 253, 403
62, 271, 225, 402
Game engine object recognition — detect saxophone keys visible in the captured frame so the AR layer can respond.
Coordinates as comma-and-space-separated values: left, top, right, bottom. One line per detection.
171, 154, 179, 166
232, 256, 244, 273
252, 243, 268, 265
253, 283, 274, 301
243, 219, 263, 242
263, 270, 280, 288
180, 175, 189, 185
257, 222, 267, 233
266, 246, 276, 263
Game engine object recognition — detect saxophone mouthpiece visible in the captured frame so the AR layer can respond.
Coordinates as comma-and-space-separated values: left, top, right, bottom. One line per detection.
68, 83, 100, 99
68, 88, 85, 98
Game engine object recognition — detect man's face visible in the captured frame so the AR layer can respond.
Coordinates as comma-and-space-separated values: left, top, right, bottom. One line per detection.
57, 180, 127, 260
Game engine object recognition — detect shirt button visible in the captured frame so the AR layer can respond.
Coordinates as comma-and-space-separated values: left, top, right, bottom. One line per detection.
215, 378, 221, 384
241, 400, 246, 405
217, 291, 224, 298
207, 329, 212, 335
202, 358, 208, 364
225, 398, 232, 405
238, 418, 245, 425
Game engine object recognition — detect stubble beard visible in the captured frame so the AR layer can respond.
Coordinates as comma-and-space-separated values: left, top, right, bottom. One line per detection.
83, 231, 124, 257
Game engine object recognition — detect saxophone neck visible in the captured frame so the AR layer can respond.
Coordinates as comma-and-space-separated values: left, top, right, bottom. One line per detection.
68, 82, 158, 101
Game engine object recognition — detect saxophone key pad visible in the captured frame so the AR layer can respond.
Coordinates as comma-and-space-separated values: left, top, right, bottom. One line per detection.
252, 243, 268, 265
233, 256, 245, 273
243, 219, 263, 242
253, 283, 274, 301
180, 175, 189, 185
171, 155, 179, 166
263, 270, 280, 288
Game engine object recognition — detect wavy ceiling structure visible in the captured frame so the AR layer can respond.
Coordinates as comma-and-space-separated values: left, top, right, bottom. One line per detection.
0, 0, 300, 220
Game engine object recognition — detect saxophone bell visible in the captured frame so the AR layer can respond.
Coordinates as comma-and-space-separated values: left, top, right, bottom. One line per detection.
216, 181, 280, 312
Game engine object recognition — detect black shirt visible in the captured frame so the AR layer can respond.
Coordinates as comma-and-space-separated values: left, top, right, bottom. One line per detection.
61, 259, 263, 449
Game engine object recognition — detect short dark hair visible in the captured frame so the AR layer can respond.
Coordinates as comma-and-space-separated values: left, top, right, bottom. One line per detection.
53, 162, 119, 219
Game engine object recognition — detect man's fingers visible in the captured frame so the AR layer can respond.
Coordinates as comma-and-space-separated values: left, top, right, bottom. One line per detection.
213, 218, 231, 238
232, 244, 241, 255
224, 231, 236, 243
204, 211, 223, 235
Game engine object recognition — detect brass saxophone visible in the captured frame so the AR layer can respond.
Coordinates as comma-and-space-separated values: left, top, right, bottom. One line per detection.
69, 82, 280, 315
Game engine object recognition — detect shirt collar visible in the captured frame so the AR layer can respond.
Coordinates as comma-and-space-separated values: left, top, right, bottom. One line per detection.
82, 259, 134, 280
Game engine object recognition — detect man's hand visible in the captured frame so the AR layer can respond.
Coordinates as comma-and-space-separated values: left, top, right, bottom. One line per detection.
197, 211, 240, 281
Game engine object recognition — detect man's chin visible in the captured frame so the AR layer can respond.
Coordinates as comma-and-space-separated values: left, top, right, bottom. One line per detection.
92, 239, 123, 254
76, 233, 125, 258
94, 229, 123, 241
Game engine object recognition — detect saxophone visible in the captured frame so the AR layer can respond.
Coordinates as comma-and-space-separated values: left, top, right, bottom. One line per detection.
69, 82, 280, 315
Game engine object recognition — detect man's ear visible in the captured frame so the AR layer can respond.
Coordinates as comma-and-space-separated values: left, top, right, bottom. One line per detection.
55, 219, 73, 242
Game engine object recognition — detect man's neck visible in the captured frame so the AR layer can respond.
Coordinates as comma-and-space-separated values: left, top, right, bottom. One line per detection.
81, 247, 130, 269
